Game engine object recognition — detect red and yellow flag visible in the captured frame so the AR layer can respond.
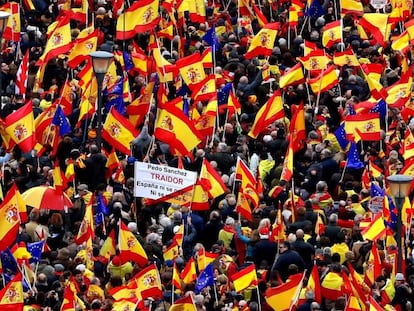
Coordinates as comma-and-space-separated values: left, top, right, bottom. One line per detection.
180, 257, 197, 284
340, 0, 363, 16
67, 29, 98, 69
199, 158, 228, 199
176, 53, 206, 86
0, 273, 23, 310
333, 48, 359, 67
118, 221, 148, 266
4, 103, 35, 153
115, 0, 160, 39
361, 213, 386, 241
102, 108, 139, 155
265, 273, 304, 311
170, 295, 196, 311
245, 22, 279, 59
308, 65, 339, 95
279, 63, 305, 88
232, 264, 258, 292
75, 202, 94, 245
322, 20, 342, 48
154, 99, 202, 156
0, 2, 20, 42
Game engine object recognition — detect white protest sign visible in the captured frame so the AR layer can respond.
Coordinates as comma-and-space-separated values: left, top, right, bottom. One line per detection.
134, 162, 197, 199
370, 0, 387, 9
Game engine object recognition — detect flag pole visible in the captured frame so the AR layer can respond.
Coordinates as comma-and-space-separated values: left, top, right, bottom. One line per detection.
256, 286, 262, 311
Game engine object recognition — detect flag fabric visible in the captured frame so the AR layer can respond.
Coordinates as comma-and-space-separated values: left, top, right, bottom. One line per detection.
363, 243, 381, 288
199, 158, 227, 199
195, 263, 214, 293
4, 103, 35, 153
391, 30, 410, 53
7, 183, 26, 223
346, 142, 364, 170
361, 213, 386, 241
0, 188, 24, 251
340, 0, 364, 16
152, 48, 176, 83
305, 0, 325, 17
75, 203, 94, 245
154, 99, 202, 156
0, 248, 18, 274
290, 104, 306, 152
27, 240, 45, 263
118, 221, 148, 266
190, 75, 216, 102
51, 105, 71, 136
253, 4, 268, 27
197, 248, 218, 271
232, 264, 258, 292
38, 14, 72, 65
236, 191, 253, 221
170, 295, 196, 311
359, 13, 389, 46
65, 159, 75, 182
202, 25, 219, 52
115, 0, 160, 39
15, 50, 29, 99
308, 264, 322, 303
99, 230, 116, 259
334, 123, 348, 150
280, 140, 294, 182
102, 108, 139, 155
308, 65, 339, 95
172, 262, 182, 290
279, 63, 305, 88
1, 2, 20, 42
0, 273, 23, 310
67, 28, 98, 69
134, 263, 163, 299
265, 273, 305, 311
181, 257, 197, 284
401, 129, 414, 160
345, 113, 381, 141
322, 20, 342, 48
333, 48, 359, 67
245, 23, 279, 59
176, 53, 206, 86
163, 241, 179, 262
157, 22, 174, 40
298, 49, 331, 71
248, 90, 284, 138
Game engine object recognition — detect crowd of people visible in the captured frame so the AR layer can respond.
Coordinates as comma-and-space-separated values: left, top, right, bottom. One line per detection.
0, 0, 414, 310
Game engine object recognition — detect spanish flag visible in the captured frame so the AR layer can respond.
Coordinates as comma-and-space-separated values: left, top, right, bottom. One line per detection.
401, 129, 414, 160
67, 29, 98, 69
279, 63, 305, 88
0, 273, 23, 309
290, 103, 306, 152
232, 264, 258, 292
170, 295, 196, 311
4, 103, 35, 153
0, 185, 21, 250
298, 49, 330, 72
340, 0, 363, 16
308, 65, 339, 95
157, 21, 174, 40
253, 4, 268, 27
0, 2, 20, 42
190, 74, 216, 101
188, 0, 205, 23
236, 191, 253, 221
363, 244, 381, 288
180, 257, 197, 284
152, 47, 176, 83
248, 90, 284, 138
391, 30, 410, 54
163, 241, 179, 262
245, 22, 279, 59
99, 229, 116, 259
173, 262, 182, 290
322, 20, 342, 48
197, 248, 218, 271
190, 181, 210, 211
265, 273, 304, 311
176, 53, 206, 86
345, 113, 381, 141
115, 0, 160, 40
154, 99, 202, 156
38, 14, 72, 65
134, 263, 163, 299
199, 158, 228, 199
405, 18, 414, 41
75, 203, 94, 245
386, 71, 412, 108
280, 140, 294, 182
333, 48, 359, 67
361, 213, 386, 241
102, 108, 139, 155
118, 221, 148, 266
359, 13, 389, 46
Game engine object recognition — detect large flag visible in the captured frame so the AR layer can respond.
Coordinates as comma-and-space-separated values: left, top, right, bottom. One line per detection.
199, 158, 227, 199
99, 230, 116, 259
321, 272, 344, 300
195, 263, 214, 293
280, 140, 294, 182
75, 203, 94, 245
359, 13, 389, 46
154, 99, 202, 156
265, 273, 305, 311
248, 90, 284, 138
345, 113, 381, 141
279, 63, 305, 88
176, 53, 206, 86
322, 20, 342, 48
115, 0, 160, 39
0, 273, 23, 310
134, 263, 163, 299
308, 65, 339, 95
38, 14, 72, 65
401, 129, 414, 160
15, 50, 29, 99
0, 2, 20, 42
245, 23, 279, 59
102, 108, 139, 155
118, 221, 148, 266
4, 103, 35, 153
308, 264, 322, 303
361, 213, 386, 241
232, 264, 258, 292
67, 28, 98, 69
333, 48, 359, 67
